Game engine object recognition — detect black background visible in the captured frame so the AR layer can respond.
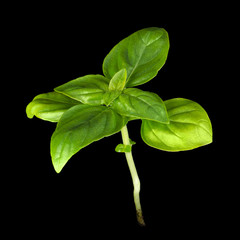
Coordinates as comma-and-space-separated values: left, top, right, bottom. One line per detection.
11, 2, 230, 237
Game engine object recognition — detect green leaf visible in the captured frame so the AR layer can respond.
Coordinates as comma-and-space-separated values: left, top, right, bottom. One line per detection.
129, 138, 136, 146
109, 68, 127, 91
115, 137, 135, 153
103, 27, 169, 87
141, 98, 213, 151
26, 92, 81, 122
54, 74, 109, 105
50, 105, 128, 173
110, 88, 169, 123
115, 144, 132, 153
104, 68, 127, 106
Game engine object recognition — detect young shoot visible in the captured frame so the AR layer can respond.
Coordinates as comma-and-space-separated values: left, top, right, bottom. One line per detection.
26, 27, 213, 226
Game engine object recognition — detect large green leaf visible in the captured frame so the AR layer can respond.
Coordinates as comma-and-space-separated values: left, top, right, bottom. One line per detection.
102, 27, 169, 87
26, 92, 81, 122
141, 98, 213, 151
54, 74, 109, 105
51, 105, 128, 173
110, 88, 169, 123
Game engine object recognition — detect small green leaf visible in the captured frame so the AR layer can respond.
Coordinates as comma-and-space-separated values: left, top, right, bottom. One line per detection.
54, 75, 109, 105
104, 69, 127, 106
109, 68, 127, 91
103, 27, 169, 87
141, 98, 213, 151
51, 105, 128, 173
110, 88, 169, 123
115, 137, 135, 153
115, 144, 132, 153
26, 92, 81, 122
129, 138, 136, 146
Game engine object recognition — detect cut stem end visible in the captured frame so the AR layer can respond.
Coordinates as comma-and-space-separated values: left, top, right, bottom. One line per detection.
136, 209, 146, 226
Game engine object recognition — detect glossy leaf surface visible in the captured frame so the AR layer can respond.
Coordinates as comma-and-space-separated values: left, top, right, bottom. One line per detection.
103, 27, 169, 87
54, 75, 109, 105
51, 105, 127, 173
141, 98, 212, 151
110, 88, 169, 123
26, 92, 81, 122
108, 68, 127, 91
104, 69, 127, 106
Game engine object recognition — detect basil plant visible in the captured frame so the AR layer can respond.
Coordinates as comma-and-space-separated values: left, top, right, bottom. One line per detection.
26, 27, 213, 226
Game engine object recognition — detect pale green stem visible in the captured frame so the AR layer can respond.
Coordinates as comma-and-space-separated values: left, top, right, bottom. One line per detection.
121, 125, 145, 226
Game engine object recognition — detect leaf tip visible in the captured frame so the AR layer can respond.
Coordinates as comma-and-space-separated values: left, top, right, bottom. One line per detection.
206, 129, 213, 145
52, 157, 64, 173
26, 103, 34, 119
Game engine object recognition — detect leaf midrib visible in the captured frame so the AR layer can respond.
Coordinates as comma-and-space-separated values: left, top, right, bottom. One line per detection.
126, 46, 146, 83
115, 92, 167, 122
126, 32, 163, 83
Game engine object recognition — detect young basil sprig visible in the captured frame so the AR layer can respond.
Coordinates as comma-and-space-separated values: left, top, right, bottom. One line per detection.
26, 26, 212, 179
26, 27, 213, 226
